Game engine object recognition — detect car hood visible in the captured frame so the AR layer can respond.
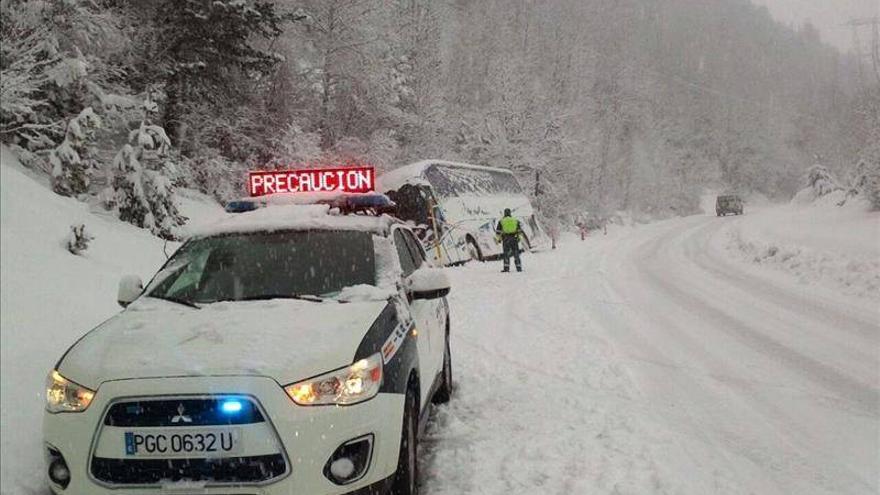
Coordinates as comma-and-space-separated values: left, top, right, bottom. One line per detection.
57, 297, 389, 388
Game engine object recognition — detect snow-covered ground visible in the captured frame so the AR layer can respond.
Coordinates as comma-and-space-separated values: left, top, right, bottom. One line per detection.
424, 207, 878, 494
0, 147, 224, 494
722, 200, 879, 300
2, 147, 877, 494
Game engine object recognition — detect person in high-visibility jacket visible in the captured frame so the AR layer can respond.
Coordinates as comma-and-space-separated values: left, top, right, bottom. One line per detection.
495, 208, 523, 272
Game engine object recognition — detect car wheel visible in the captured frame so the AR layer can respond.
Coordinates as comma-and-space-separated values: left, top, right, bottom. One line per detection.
432, 325, 453, 404
392, 388, 419, 495
467, 237, 483, 263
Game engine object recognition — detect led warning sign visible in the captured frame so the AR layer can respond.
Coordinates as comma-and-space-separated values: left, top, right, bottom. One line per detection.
248, 166, 375, 196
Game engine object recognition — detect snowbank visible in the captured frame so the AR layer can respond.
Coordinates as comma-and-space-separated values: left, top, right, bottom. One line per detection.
721, 200, 880, 300
0, 146, 222, 493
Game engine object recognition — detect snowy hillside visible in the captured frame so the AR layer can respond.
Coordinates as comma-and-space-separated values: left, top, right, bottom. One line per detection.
0, 147, 223, 494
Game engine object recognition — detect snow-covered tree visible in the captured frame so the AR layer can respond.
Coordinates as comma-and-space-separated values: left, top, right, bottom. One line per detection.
105, 143, 149, 231
792, 161, 843, 204
66, 224, 94, 255
0, 7, 63, 151
850, 155, 880, 210
804, 162, 842, 198
1, 0, 130, 148
147, 0, 290, 151
104, 102, 185, 239
50, 107, 101, 196
268, 122, 323, 166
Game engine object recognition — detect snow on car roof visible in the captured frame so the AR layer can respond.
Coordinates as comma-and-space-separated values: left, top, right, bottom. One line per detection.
378, 159, 516, 192
190, 203, 395, 238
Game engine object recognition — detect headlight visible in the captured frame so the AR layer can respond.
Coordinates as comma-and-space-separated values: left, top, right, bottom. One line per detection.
46, 370, 95, 413
284, 353, 383, 406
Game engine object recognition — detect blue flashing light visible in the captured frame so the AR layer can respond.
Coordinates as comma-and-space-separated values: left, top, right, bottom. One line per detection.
225, 200, 262, 213
220, 400, 243, 414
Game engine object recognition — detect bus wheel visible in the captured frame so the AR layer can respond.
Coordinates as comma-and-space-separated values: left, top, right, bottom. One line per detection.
467, 237, 483, 262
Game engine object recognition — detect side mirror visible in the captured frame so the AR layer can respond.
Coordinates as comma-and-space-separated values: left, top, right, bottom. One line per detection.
117, 275, 144, 308
406, 268, 451, 300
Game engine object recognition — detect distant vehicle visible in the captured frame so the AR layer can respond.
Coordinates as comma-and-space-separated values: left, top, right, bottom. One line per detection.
42, 192, 451, 494
716, 194, 744, 216
381, 160, 549, 264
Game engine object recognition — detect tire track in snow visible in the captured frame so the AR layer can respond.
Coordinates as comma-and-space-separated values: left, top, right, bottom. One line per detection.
692, 218, 878, 344
638, 220, 878, 414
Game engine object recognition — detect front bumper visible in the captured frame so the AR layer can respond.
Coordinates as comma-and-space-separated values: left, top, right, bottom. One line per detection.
43, 375, 404, 494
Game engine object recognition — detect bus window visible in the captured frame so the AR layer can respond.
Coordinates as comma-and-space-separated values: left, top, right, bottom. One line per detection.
424, 164, 523, 198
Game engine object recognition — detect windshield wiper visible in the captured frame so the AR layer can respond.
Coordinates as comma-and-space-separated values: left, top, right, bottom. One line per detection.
147, 295, 201, 309
217, 294, 325, 303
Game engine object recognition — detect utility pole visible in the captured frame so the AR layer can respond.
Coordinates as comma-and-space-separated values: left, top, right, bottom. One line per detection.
846, 17, 880, 86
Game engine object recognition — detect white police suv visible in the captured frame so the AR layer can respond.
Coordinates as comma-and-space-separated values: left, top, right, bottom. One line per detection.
42, 199, 452, 494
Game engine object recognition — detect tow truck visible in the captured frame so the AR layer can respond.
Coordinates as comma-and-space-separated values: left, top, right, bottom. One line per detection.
43, 165, 453, 495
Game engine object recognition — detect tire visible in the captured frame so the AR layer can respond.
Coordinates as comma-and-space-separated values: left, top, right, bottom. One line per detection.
466, 237, 483, 262
392, 389, 419, 495
432, 324, 453, 404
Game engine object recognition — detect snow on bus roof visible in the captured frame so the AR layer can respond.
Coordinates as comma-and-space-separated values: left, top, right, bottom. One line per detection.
378, 159, 517, 192
190, 203, 394, 238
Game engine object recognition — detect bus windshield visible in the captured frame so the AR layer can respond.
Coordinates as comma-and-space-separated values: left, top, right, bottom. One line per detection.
424, 164, 523, 199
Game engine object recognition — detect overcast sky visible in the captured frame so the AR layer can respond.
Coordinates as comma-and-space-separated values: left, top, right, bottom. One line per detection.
750, 0, 879, 52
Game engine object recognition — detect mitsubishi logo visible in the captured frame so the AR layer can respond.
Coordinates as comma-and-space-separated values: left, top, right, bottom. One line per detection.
170, 403, 192, 424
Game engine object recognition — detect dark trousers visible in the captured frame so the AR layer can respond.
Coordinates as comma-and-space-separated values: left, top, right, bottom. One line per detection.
501, 236, 521, 271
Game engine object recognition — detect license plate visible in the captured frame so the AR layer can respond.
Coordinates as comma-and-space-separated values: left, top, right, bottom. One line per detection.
124, 427, 241, 457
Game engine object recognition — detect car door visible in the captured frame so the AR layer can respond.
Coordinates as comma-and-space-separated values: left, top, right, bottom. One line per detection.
393, 228, 435, 407
401, 229, 446, 380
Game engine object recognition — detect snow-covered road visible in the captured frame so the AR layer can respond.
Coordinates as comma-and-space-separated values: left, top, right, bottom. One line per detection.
2, 148, 877, 494
423, 214, 879, 495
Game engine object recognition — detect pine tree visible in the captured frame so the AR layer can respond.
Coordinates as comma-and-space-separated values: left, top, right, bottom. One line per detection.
50, 107, 101, 196
149, 0, 290, 152
104, 100, 185, 239
850, 153, 880, 210
804, 162, 842, 198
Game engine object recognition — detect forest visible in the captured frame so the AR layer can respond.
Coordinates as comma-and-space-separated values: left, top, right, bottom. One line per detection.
2, 0, 878, 237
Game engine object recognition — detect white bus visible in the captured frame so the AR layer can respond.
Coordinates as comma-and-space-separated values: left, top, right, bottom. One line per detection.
380, 160, 549, 265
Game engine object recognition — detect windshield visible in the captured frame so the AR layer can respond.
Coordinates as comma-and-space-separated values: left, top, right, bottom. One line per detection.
144, 230, 376, 304
424, 164, 524, 199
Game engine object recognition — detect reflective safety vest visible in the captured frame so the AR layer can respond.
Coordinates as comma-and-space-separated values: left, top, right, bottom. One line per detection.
499, 216, 519, 234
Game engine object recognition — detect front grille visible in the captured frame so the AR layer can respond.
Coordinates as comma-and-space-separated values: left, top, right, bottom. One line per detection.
92, 396, 287, 485
91, 454, 287, 483
104, 398, 264, 427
